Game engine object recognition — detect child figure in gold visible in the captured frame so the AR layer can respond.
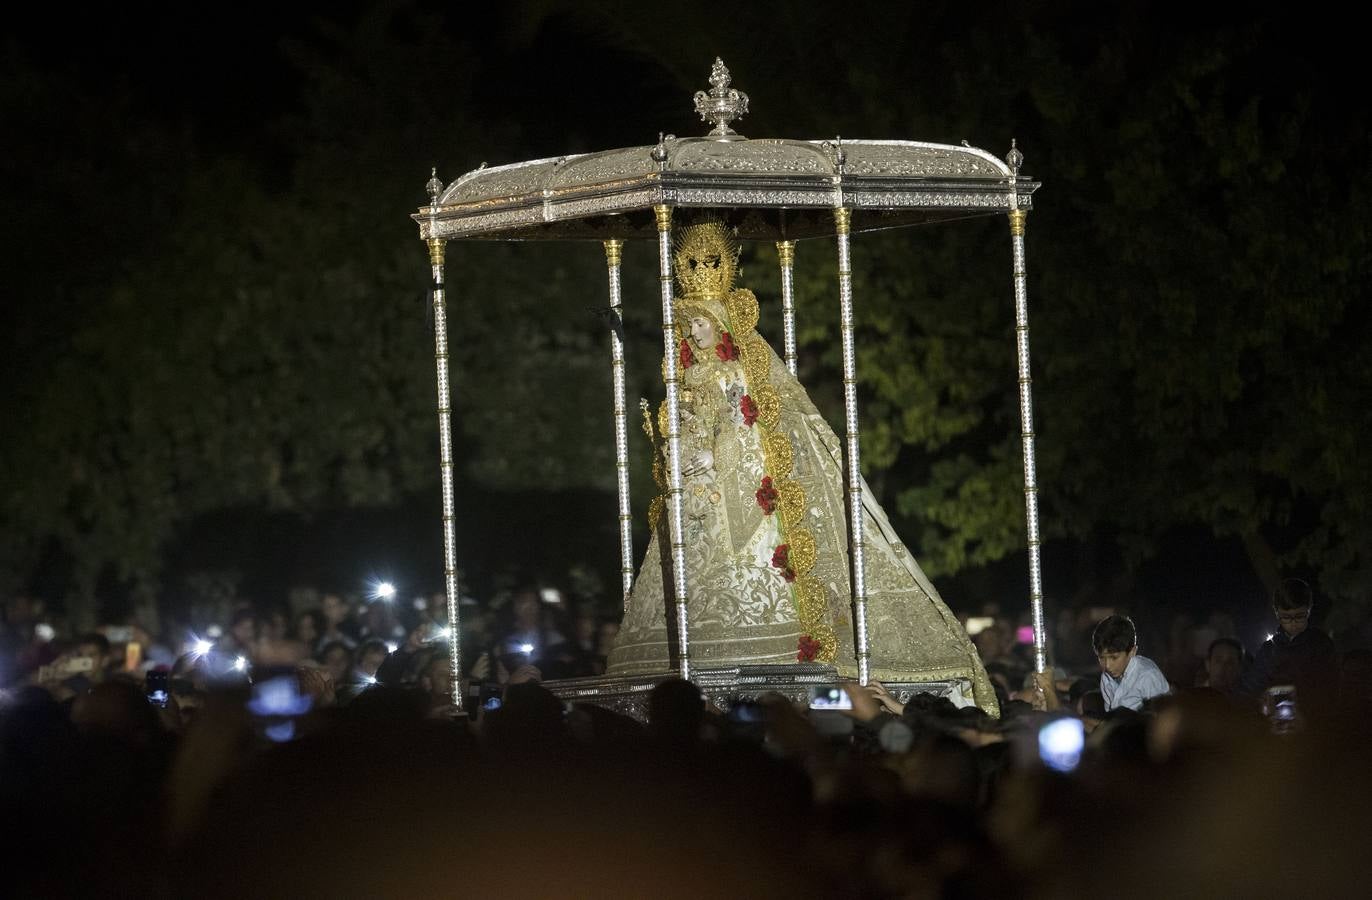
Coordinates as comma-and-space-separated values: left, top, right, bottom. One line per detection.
607, 218, 996, 714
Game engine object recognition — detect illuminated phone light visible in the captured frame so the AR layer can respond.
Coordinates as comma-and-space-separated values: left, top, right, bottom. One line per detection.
371, 580, 397, 601
519, 643, 535, 655
191, 638, 214, 657
386, 642, 398, 654
1038, 717, 1085, 773
233, 656, 248, 672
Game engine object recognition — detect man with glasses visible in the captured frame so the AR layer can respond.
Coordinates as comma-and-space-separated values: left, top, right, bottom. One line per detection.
1240, 578, 1339, 721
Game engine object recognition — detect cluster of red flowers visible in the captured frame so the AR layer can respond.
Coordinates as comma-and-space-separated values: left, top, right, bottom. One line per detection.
739, 394, 759, 426
796, 634, 821, 662
679, 338, 695, 370
715, 331, 738, 361
755, 476, 779, 514
771, 543, 796, 582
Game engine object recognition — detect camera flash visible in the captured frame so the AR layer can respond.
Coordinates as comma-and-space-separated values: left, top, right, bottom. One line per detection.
233, 656, 248, 672
519, 643, 535, 655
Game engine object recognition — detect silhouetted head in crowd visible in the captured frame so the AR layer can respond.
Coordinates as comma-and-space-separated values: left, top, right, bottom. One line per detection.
511, 587, 542, 631
320, 640, 351, 685
648, 678, 705, 746
1147, 688, 1260, 763
1094, 706, 1149, 764
418, 651, 454, 713
227, 607, 258, 652
76, 632, 112, 669
344, 683, 429, 726
1273, 578, 1313, 638
1079, 690, 1106, 719
71, 679, 160, 745
482, 682, 566, 749
901, 733, 981, 811
572, 607, 597, 648
259, 605, 289, 643
292, 609, 323, 646
999, 698, 1034, 724
1205, 637, 1244, 693
355, 639, 389, 678
598, 619, 620, 654
320, 592, 351, 627
982, 662, 1016, 707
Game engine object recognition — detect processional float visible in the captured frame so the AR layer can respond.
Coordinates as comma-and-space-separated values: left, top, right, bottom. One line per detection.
413, 60, 1043, 717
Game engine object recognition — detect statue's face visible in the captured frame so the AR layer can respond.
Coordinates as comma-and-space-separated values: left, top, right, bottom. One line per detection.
688, 315, 716, 350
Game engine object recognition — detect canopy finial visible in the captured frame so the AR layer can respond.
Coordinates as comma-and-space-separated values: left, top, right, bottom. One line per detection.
693, 58, 749, 138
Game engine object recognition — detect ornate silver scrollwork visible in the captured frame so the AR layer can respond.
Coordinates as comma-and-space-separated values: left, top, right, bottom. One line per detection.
693, 58, 749, 138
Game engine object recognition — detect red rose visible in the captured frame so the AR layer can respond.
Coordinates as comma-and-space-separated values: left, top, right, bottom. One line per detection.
740, 394, 759, 426
771, 543, 789, 569
755, 476, 778, 514
715, 331, 738, 361
797, 635, 821, 662
679, 338, 694, 369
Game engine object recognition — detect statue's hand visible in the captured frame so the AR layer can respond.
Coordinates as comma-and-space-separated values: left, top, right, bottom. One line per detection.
683, 449, 714, 478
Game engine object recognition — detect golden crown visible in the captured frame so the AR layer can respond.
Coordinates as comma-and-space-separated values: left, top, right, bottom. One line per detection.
673, 216, 740, 299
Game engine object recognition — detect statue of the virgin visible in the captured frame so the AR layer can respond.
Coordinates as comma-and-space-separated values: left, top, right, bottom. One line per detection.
607, 217, 997, 714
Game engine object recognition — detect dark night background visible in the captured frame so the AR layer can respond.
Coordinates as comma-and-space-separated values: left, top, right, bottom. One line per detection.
3, 1, 1368, 653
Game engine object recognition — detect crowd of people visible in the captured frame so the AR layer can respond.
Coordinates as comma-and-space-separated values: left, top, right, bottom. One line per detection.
1, 578, 1368, 897
0, 583, 621, 721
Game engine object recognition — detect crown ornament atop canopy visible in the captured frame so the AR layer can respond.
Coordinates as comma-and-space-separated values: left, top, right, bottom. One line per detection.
693, 58, 749, 139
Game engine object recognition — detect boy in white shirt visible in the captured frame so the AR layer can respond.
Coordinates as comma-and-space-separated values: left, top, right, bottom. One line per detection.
1093, 615, 1170, 712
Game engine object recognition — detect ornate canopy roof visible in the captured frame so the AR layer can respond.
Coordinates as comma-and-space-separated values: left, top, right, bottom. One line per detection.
414, 59, 1038, 242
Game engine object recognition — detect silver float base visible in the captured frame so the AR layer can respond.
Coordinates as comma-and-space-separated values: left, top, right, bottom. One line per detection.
542, 664, 963, 722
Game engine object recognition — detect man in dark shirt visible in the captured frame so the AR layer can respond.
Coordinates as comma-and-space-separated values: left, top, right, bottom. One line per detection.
1240, 578, 1338, 722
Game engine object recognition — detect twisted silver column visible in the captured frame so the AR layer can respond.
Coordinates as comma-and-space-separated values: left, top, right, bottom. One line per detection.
603, 240, 635, 607
654, 206, 692, 679
427, 238, 464, 713
834, 208, 870, 685
776, 240, 798, 376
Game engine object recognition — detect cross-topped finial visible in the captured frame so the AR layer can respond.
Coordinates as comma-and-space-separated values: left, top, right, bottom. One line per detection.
693, 57, 749, 138
426, 167, 444, 204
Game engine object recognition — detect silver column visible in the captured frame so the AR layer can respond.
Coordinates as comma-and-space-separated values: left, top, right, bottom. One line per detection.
653, 205, 692, 679
834, 208, 870, 685
1007, 142, 1046, 674
603, 239, 634, 607
776, 240, 798, 376
427, 236, 464, 714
